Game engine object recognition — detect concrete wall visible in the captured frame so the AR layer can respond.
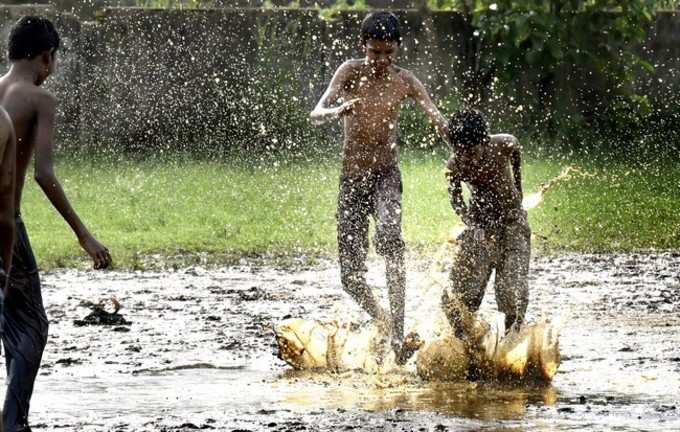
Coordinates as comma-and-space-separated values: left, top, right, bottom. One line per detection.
0, 6, 679, 151
75, 8, 472, 152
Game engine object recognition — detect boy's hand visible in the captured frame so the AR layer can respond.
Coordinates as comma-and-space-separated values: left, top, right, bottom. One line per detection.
336, 98, 361, 117
80, 235, 112, 270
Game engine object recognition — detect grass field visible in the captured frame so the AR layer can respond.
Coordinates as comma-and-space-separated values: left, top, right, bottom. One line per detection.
19, 151, 680, 270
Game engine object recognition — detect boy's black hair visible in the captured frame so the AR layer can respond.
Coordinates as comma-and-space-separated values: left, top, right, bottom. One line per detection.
448, 109, 490, 148
8, 16, 60, 61
360, 12, 402, 46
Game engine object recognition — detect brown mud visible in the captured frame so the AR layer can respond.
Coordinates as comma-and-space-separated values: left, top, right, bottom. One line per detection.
11, 253, 680, 431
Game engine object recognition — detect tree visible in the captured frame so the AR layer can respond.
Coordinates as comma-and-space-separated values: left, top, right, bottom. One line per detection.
453, 0, 657, 136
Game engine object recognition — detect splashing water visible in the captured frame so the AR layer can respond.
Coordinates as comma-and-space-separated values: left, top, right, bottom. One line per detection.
274, 167, 589, 382
412, 166, 590, 342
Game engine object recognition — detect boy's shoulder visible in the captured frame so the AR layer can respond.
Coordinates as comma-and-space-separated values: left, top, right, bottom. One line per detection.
338, 59, 364, 72
489, 134, 520, 154
336, 61, 414, 77
490, 133, 518, 145
2, 78, 54, 105
389, 65, 418, 84
445, 153, 460, 176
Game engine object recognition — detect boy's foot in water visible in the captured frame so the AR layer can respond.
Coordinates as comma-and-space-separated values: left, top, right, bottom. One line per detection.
394, 331, 424, 365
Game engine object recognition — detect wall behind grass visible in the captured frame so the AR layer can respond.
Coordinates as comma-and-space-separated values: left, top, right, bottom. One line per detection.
1, 6, 679, 155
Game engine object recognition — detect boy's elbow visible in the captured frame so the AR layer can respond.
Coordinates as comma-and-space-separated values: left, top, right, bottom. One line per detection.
0, 196, 14, 227
34, 169, 54, 187
0, 210, 14, 229
309, 112, 324, 126
34, 171, 45, 184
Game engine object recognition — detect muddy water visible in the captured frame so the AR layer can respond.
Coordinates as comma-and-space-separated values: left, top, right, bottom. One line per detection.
13, 253, 680, 431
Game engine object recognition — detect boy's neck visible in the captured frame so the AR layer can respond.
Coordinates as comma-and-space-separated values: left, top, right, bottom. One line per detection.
363, 60, 392, 79
7, 62, 45, 86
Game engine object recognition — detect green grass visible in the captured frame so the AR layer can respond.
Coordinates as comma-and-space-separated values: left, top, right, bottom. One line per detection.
19, 152, 680, 270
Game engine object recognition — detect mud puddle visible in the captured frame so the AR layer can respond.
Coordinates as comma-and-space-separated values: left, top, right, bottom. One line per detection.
11, 253, 680, 431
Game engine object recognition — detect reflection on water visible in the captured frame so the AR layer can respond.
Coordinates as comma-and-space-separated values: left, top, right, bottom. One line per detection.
16, 253, 680, 430
279, 370, 558, 421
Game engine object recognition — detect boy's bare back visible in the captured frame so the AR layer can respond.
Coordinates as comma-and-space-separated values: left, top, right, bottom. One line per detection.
0, 78, 56, 210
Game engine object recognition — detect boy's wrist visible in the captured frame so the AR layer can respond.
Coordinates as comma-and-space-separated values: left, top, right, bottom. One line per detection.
76, 228, 92, 242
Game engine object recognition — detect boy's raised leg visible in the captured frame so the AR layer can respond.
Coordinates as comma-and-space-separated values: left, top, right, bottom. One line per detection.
337, 177, 387, 322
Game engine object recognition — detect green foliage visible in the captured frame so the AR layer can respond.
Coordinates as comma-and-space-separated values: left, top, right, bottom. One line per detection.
224, 19, 328, 160
135, 0, 215, 7
317, 0, 367, 21
446, 0, 660, 142
466, 0, 656, 83
596, 93, 652, 135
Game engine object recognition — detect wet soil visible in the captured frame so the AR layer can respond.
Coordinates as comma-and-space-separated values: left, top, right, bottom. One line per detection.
12, 253, 680, 431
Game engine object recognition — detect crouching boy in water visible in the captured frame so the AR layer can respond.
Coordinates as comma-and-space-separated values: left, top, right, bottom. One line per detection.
0, 16, 111, 431
310, 12, 448, 359
442, 109, 530, 337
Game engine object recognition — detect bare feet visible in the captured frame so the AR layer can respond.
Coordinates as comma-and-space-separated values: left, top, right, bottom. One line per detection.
394, 331, 424, 365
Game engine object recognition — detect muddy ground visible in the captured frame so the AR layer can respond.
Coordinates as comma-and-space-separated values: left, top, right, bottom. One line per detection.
9, 253, 680, 431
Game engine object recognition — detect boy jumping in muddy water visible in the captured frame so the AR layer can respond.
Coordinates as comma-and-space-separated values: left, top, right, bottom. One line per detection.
310, 12, 448, 358
0, 16, 112, 431
442, 109, 530, 337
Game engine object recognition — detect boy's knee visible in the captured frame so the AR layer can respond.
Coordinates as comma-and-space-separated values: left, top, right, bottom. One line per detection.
340, 262, 366, 292
374, 227, 404, 257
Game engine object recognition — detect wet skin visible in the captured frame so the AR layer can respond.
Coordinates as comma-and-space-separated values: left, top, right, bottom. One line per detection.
446, 134, 523, 226
0, 50, 111, 269
0, 107, 16, 278
310, 40, 448, 177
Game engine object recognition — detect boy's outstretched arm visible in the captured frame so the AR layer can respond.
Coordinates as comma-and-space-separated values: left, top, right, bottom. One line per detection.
0, 110, 16, 278
309, 62, 359, 125
405, 72, 449, 144
33, 92, 112, 269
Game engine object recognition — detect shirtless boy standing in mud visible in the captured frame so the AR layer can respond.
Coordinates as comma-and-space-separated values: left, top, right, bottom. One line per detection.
310, 12, 448, 357
442, 109, 530, 337
0, 16, 111, 431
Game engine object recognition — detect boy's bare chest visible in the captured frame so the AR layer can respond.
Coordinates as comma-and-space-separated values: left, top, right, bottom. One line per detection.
456, 158, 505, 186
344, 75, 408, 109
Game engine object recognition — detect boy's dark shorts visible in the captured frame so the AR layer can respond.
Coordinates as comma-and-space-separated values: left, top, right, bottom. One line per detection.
0, 215, 49, 351
336, 166, 405, 264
